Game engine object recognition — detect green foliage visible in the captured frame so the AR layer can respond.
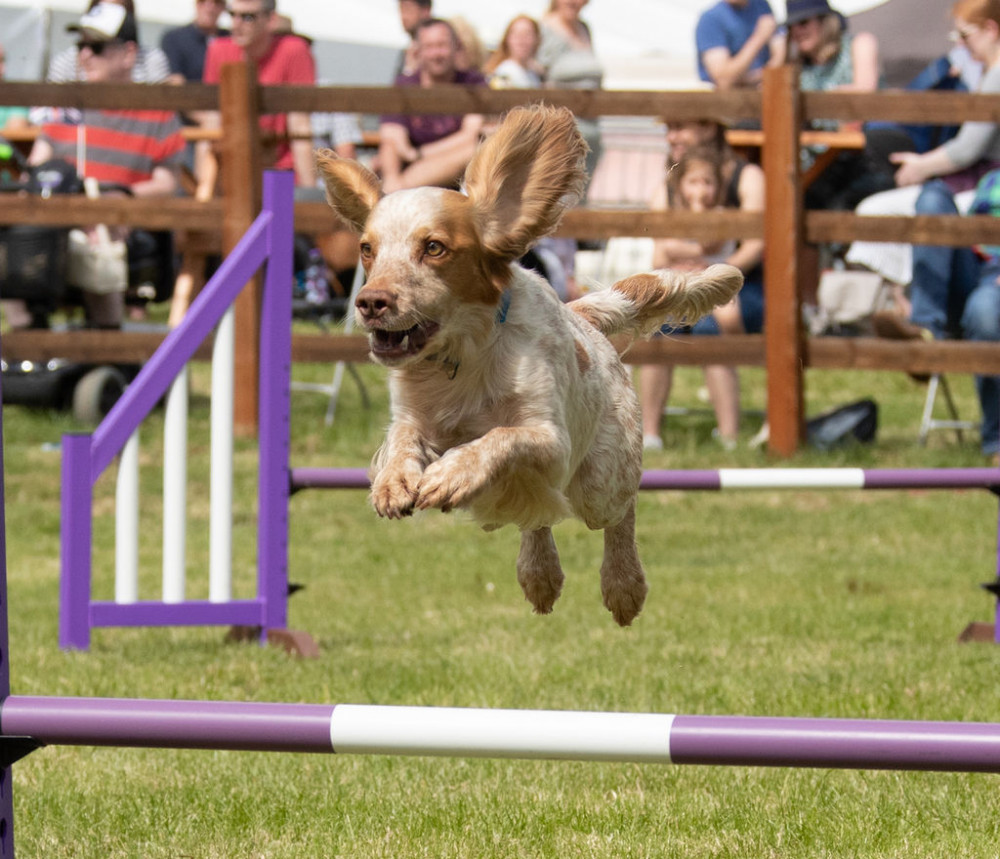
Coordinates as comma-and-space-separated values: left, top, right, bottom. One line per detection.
5, 361, 1000, 857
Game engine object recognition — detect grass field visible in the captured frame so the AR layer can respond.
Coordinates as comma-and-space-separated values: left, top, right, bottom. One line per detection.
5, 356, 1000, 857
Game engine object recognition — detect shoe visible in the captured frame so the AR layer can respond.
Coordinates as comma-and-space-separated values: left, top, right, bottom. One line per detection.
711, 428, 738, 452
870, 310, 927, 341
642, 434, 663, 451
870, 311, 933, 382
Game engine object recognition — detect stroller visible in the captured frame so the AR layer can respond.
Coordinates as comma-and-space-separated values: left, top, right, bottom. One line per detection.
0, 151, 170, 421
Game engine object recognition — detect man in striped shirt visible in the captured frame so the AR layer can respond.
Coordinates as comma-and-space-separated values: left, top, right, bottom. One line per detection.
26, 3, 185, 325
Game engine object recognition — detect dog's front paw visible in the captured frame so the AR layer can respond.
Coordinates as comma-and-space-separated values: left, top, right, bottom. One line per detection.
415, 453, 484, 513
370, 462, 423, 519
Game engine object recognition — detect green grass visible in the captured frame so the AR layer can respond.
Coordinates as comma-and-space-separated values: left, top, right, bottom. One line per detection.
6, 359, 1000, 857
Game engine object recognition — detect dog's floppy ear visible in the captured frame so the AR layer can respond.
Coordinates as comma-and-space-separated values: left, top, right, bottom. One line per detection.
463, 105, 588, 261
315, 148, 382, 234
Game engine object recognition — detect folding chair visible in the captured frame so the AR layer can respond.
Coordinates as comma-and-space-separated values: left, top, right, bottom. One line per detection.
918, 373, 976, 445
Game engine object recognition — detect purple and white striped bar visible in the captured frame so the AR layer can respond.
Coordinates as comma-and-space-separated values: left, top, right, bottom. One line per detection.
5, 697, 1000, 773
290, 467, 1000, 493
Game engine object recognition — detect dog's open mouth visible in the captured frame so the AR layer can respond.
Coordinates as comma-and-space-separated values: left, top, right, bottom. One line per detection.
369, 321, 440, 360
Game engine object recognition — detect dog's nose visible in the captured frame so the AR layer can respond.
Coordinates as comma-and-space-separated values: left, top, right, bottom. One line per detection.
355, 287, 397, 321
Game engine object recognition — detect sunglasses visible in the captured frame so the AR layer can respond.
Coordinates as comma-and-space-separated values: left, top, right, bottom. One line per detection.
227, 9, 264, 23
77, 40, 122, 56
950, 24, 979, 42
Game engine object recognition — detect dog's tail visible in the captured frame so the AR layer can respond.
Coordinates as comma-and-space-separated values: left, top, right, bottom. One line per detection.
569, 264, 744, 340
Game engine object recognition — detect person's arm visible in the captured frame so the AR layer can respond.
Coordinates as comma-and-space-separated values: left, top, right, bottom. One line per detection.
840, 31, 879, 92
192, 110, 220, 201
378, 122, 413, 192
726, 162, 765, 274
26, 137, 53, 167
130, 163, 178, 198
287, 110, 315, 187
701, 14, 777, 90
890, 147, 959, 187
650, 182, 708, 270
894, 63, 1000, 186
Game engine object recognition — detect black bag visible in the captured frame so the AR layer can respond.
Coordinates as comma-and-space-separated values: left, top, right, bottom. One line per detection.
806, 399, 878, 451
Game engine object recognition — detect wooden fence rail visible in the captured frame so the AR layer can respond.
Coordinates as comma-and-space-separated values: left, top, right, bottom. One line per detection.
3, 68, 1000, 451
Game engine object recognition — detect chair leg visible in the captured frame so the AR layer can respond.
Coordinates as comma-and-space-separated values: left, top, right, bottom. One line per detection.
918, 373, 976, 446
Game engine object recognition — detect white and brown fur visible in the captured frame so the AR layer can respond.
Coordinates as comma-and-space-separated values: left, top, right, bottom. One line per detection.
316, 105, 743, 626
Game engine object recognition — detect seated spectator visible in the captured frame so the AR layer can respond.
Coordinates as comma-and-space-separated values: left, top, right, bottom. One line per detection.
160, 0, 228, 84
539, 0, 603, 177
196, 0, 316, 198
32, 0, 171, 127
449, 15, 486, 73
848, 0, 1000, 322
855, 0, 1000, 458
696, 0, 785, 90
0, 42, 29, 135
959, 168, 1000, 459
378, 18, 486, 194
45, 0, 169, 83
484, 15, 545, 88
784, 0, 904, 210
639, 120, 764, 451
23, 3, 184, 328
395, 0, 433, 77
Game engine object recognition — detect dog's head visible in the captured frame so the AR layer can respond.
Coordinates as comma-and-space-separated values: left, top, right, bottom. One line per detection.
316, 105, 588, 369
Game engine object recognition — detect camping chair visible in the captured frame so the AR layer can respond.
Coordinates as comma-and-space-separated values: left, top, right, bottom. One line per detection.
918, 373, 976, 446
290, 262, 370, 425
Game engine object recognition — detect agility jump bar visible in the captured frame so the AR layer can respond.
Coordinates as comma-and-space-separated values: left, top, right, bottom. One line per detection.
4, 697, 1000, 773
290, 467, 1000, 493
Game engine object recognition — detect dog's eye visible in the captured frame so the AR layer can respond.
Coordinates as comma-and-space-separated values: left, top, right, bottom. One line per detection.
359, 242, 373, 259
424, 240, 446, 258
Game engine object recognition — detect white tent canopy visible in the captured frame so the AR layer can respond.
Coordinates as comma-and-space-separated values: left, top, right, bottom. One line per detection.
1, 0, 892, 87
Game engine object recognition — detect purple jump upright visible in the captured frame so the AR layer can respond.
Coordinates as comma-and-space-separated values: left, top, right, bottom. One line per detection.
59, 171, 295, 651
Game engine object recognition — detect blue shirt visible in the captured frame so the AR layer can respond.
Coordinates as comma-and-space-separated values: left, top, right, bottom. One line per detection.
695, 0, 776, 85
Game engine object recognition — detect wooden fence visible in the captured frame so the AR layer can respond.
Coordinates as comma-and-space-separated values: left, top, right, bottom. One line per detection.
3, 65, 1000, 453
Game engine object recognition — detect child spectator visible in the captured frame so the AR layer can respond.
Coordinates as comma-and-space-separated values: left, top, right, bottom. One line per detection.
639, 122, 765, 451
485, 15, 545, 88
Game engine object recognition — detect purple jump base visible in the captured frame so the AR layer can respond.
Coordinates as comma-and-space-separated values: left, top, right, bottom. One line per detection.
4, 698, 1000, 774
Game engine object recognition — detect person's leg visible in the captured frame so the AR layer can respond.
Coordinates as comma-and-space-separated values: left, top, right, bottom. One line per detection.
910, 180, 965, 338
703, 364, 740, 445
638, 360, 673, 450
961, 266, 1000, 455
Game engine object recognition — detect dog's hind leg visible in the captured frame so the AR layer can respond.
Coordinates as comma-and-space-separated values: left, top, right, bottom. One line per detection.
600, 504, 648, 627
517, 527, 565, 615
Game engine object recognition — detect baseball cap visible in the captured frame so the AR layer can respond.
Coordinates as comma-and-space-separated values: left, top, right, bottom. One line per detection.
66, 3, 139, 44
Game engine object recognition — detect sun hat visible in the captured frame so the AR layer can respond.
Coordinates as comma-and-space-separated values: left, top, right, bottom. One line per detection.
66, 3, 138, 44
784, 0, 841, 26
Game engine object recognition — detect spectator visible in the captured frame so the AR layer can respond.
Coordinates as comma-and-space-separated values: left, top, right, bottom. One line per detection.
46, 0, 170, 84
857, 0, 1000, 459
538, 0, 603, 299
955, 168, 1000, 459
696, 0, 785, 90
160, 0, 229, 84
849, 0, 1000, 316
639, 120, 765, 451
24, 3, 184, 328
196, 0, 316, 198
449, 15, 486, 73
784, 0, 902, 210
0, 42, 29, 134
538, 0, 603, 177
378, 18, 486, 194
484, 15, 545, 88
396, 0, 433, 77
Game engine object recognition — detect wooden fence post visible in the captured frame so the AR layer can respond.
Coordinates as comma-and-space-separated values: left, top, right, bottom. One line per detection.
761, 65, 806, 455
219, 62, 263, 436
